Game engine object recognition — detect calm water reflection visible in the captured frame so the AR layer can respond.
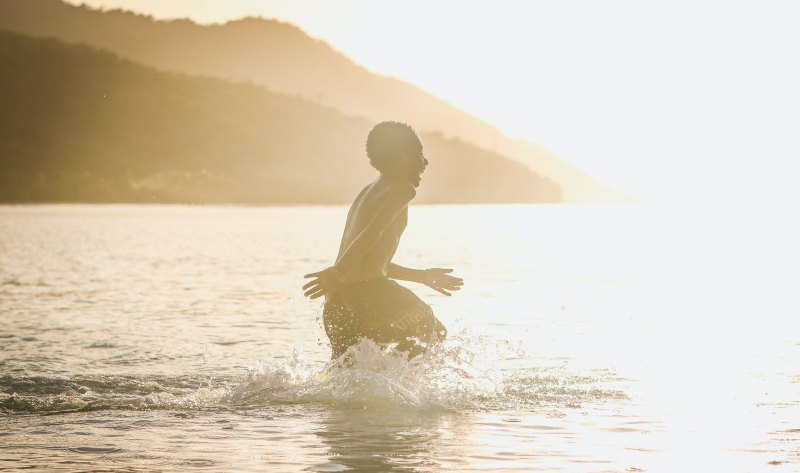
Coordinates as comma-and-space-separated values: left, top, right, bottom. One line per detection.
1, 204, 798, 472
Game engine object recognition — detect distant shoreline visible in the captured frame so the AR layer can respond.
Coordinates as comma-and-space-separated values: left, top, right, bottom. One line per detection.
0, 201, 629, 208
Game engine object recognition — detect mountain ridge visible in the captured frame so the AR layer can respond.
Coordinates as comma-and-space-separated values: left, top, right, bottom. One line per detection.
0, 29, 561, 204
0, 0, 628, 201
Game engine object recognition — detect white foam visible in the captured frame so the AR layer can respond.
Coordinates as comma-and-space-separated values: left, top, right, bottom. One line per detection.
1, 332, 624, 414
223, 331, 621, 411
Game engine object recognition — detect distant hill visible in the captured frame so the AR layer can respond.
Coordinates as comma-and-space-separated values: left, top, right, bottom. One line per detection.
0, 30, 560, 204
0, 0, 626, 201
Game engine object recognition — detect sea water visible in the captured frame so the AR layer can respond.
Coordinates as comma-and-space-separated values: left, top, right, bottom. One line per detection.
0, 204, 797, 472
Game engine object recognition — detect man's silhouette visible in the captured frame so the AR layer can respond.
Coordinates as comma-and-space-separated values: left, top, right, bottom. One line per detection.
303, 121, 463, 359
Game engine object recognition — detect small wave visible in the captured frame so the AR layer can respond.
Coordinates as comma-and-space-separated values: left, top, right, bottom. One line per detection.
0, 374, 228, 414
1, 278, 49, 287
210, 340, 255, 346
68, 447, 124, 454
1, 333, 626, 414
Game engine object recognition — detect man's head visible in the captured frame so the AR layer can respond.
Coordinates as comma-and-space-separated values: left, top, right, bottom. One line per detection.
366, 121, 428, 188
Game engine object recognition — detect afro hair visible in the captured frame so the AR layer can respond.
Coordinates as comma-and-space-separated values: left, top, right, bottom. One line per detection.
365, 121, 421, 172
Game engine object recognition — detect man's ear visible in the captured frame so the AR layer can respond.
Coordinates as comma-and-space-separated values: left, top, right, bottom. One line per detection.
389, 145, 403, 159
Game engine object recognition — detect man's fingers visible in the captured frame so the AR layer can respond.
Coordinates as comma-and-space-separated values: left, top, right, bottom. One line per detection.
433, 286, 451, 296
302, 279, 319, 290
309, 290, 326, 300
443, 278, 463, 287
304, 271, 322, 279
304, 287, 324, 298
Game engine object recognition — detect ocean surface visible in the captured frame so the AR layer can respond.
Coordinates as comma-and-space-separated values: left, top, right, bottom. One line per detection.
1, 203, 798, 472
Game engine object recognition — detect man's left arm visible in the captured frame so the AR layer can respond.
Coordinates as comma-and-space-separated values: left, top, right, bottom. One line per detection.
387, 263, 425, 283
387, 263, 464, 296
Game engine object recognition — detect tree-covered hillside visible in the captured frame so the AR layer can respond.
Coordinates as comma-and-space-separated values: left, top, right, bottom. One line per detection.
0, 30, 561, 203
0, 0, 618, 201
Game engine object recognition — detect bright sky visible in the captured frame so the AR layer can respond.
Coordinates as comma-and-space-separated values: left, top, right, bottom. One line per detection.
66, 0, 800, 202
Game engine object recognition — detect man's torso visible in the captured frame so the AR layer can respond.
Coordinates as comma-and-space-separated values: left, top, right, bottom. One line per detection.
335, 177, 408, 283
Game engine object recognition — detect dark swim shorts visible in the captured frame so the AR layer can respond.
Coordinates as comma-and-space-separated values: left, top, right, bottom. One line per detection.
323, 277, 447, 359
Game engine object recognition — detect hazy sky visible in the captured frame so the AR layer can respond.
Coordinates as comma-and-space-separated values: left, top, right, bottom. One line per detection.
65, 0, 800, 202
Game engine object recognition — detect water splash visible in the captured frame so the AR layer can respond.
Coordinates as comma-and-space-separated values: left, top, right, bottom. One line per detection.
224, 335, 504, 410
1, 332, 625, 414
225, 331, 625, 411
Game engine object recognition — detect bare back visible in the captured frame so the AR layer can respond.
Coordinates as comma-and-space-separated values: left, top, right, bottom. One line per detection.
335, 177, 408, 283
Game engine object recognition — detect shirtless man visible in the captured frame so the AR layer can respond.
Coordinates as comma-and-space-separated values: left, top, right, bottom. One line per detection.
303, 121, 463, 359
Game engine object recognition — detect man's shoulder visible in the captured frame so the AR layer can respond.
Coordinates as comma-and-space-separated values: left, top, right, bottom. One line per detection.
358, 179, 415, 206
383, 181, 416, 202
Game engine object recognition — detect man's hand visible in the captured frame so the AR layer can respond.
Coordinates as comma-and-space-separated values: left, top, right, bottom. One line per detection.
303, 267, 344, 299
422, 268, 463, 296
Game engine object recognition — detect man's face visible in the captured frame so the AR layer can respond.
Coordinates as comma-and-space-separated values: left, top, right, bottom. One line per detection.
393, 141, 428, 188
